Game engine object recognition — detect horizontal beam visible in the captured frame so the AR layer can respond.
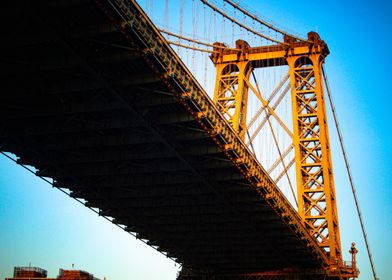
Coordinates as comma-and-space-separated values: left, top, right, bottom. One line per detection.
1, 91, 179, 119
37, 158, 234, 178
212, 40, 327, 66
2, 71, 160, 97
9, 143, 223, 169
4, 50, 142, 75
72, 184, 256, 203
83, 189, 262, 208
2, 109, 197, 138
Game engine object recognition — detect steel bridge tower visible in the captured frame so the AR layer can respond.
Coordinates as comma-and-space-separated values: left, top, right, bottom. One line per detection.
207, 32, 356, 279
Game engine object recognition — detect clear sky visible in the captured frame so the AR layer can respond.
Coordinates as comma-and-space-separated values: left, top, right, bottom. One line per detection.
1, 0, 391, 279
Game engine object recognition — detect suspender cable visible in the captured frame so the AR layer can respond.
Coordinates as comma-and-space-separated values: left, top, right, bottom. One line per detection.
200, 0, 287, 45
179, 0, 184, 54
251, 72, 297, 207
164, 0, 169, 27
322, 66, 378, 280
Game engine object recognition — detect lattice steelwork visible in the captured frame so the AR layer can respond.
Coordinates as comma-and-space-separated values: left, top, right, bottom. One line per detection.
213, 41, 251, 139
1, 0, 360, 278
211, 32, 345, 273
287, 48, 341, 263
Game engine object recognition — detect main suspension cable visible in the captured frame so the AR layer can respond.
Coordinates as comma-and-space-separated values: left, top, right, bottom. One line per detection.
223, 0, 308, 43
200, 0, 287, 45
160, 28, 228, 49
167, 40, 216, 53
322, 66, 378, 280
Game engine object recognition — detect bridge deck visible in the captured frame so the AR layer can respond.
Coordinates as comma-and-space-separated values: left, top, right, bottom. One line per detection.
0, 0, 328, 276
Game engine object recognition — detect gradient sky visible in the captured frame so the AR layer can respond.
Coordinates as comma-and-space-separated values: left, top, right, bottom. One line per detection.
1, 0, 391, 279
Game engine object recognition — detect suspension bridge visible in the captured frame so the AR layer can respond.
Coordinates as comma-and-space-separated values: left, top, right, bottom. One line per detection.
0, 0, 377, 279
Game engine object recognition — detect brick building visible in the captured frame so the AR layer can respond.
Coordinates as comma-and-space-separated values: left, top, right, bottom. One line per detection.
5, 266, 101, 280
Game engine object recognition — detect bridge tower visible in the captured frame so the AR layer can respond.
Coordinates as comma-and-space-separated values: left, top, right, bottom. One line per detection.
212, 40, 252, 140
210, 32, 347, 276
285, 33, 341, 264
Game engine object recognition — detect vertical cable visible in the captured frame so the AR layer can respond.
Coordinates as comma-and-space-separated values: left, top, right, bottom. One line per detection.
179, 0, 184, 55
231, 2, 235, 45
322, 66, 378, 280
203, 2, 207, 88
164, 0, 169, 28
252, 72, 297, 206
221, 1, 225, 43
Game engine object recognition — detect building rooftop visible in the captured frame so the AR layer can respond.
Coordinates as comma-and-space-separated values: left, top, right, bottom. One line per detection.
5, 266, 100, 280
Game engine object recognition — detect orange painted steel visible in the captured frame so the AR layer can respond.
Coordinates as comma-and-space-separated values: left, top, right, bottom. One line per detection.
0, 0, 361, 278
210, 31, 357, 278
112, 0, 328, 268
94, 0, 358, 278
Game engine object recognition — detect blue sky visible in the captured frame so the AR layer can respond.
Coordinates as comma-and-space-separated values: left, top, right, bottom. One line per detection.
1, 0, 391, 279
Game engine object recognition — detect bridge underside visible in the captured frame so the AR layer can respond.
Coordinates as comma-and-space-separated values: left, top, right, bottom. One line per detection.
0, 0, 334, 278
